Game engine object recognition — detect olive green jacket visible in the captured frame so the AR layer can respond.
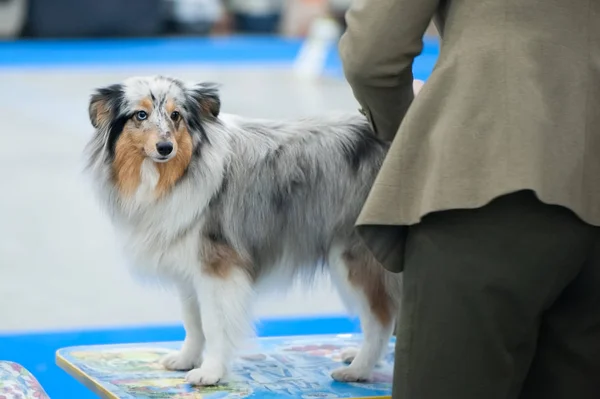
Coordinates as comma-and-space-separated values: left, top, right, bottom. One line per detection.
339, 0, 600, 272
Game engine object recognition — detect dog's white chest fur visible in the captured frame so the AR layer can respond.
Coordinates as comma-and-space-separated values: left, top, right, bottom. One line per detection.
135, 159, 160, 204
121, 224, 200, 281
117, 159, 202, 281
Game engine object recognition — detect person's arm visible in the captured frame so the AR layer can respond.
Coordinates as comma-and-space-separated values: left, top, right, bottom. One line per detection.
339, 0, 439, 142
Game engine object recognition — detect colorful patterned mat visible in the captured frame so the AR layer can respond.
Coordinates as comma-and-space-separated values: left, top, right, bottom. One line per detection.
0, 361, 51, 399
56, 334, 395, 399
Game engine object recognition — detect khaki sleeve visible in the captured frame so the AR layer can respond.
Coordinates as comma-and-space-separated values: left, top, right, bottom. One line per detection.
339, 0, 440, 142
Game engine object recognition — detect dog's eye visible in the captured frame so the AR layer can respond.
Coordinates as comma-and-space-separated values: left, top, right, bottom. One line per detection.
135, 111, 148, 121
170, 111, 181, 121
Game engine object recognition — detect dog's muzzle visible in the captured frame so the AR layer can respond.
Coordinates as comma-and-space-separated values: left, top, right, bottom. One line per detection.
152, 141, 175, 162
156, 141, 173, 156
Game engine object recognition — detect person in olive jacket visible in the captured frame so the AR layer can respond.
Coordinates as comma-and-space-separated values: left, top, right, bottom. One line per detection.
339, 0, 600, 398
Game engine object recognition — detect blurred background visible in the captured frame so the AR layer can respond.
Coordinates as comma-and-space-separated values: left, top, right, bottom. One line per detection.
0, 0, 438, 397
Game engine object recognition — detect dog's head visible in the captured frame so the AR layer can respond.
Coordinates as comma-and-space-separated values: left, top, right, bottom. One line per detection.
87, 75, 220, 198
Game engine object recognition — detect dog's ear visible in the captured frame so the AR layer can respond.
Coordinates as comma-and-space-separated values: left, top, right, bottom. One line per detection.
89, 84, 124, 128
186, 82, 221, 118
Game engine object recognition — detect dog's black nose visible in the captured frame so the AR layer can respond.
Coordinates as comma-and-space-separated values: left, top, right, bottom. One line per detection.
156, 142, 173, 156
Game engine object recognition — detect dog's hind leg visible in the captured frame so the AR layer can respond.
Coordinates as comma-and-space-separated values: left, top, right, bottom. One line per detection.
161, 283, 205, 371
328, 244, 397, 382
185, 250, 255, 386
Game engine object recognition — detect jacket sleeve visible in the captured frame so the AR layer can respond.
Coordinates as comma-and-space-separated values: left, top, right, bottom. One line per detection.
339, 0, 440, 142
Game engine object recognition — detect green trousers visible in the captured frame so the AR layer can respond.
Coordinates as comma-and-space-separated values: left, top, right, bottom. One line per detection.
393, 190, 600, 399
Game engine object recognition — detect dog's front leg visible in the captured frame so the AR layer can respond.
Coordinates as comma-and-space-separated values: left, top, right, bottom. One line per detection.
185, 267, 255, 386
161, 284, 205, 371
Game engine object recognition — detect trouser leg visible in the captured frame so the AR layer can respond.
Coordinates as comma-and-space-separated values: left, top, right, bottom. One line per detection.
519, 234, 600, 399
392, 191, 594, 399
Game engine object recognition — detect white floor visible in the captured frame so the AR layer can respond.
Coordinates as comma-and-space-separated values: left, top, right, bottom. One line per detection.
0, 65, 362, 333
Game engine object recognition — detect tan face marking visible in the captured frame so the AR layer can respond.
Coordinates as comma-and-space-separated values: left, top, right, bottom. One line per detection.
112, 95, 193, 199
166, 98, 177, 115
113, 123, 145, 197
139, 97, 153, 111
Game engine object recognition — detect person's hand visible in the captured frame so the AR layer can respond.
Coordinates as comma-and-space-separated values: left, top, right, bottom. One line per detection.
210, 11, 233, 36
413, 79, 424, 96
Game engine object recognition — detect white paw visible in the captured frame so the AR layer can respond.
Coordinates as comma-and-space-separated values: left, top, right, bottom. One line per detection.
185, 364, 225, 386
331, 366, 371, 383
340, 347, 359, 364
161, 351, 202, 371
